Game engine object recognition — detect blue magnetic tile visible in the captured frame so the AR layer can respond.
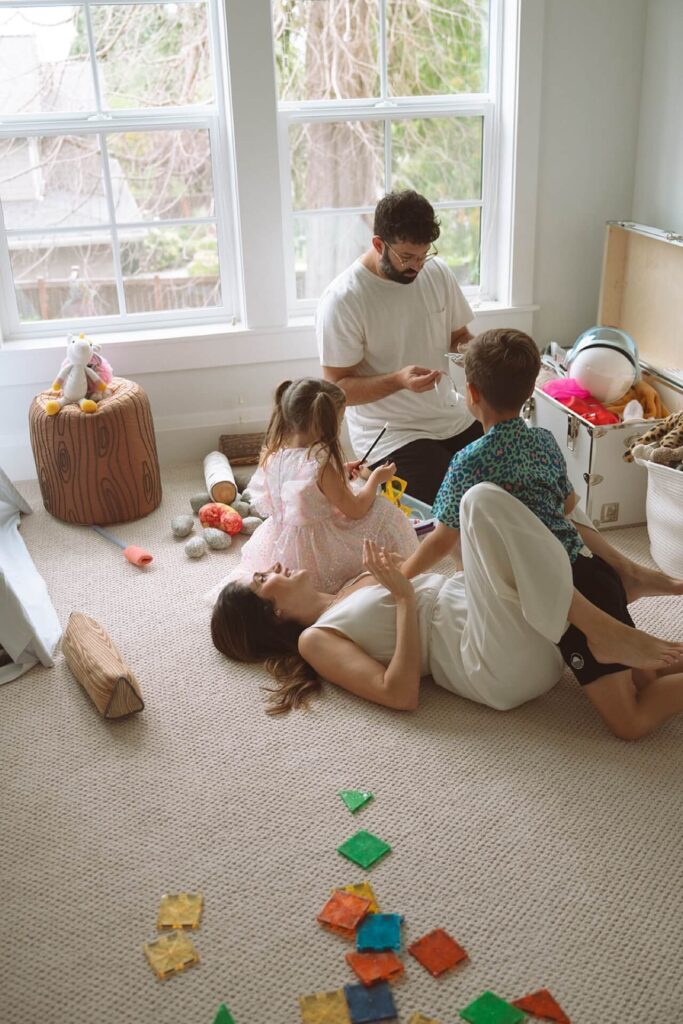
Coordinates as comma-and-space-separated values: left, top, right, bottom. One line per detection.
343, 981, 397, 1023
356, 913, 403, 952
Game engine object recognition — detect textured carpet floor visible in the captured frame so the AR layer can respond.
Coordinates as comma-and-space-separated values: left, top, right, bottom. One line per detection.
1, 463, 681, 1024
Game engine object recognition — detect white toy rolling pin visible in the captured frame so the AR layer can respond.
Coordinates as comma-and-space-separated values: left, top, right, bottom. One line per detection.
203, 451, 237, 506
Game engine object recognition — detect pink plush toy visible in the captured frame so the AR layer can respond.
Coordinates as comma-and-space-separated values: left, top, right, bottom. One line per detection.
198, 502, 243, 535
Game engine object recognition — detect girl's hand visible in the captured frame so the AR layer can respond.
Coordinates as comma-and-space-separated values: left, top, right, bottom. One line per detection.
363, 540, 415, 601
345, 459, 364, 480
369, 461, 396, 487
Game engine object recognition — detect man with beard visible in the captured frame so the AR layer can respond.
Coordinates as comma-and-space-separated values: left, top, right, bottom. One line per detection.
316, 190, 483, 505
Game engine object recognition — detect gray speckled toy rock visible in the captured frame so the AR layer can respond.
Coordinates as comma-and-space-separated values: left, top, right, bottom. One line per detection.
232, 500, 250, 517
240, 516, 263, 536
190, 492, 212, 513
203, 527, 232, 551
185, 535, 208, 558
171, 514, 195, 538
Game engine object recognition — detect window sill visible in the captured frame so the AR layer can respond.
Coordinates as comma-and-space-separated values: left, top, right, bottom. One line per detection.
0, 303, 538, 387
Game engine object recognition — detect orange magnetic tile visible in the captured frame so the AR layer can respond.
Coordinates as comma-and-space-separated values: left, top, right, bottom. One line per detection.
299, 988, 352, 1023
333, 882, 381, 914
156, 891, 204, 929
317, 889, 371, 938
143, 929, 200, 980
345, 950, 404, 986
408, 1015, 444, 1024
408, 927, 468, 977
511, 989, 571, 1023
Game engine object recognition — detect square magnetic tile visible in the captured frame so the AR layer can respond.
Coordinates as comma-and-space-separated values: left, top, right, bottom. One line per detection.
334, 882, 381, 914
318, 890, 371, 937
337, 831, 391, 870
356, 913, 403, 952
459, 990, 525, 1024
408, 927, 467, 977
156, 891, 204, 929
346, 950, 404, 986
143, 930, 199, 980
344, 980, 397, 1022
299, 988, 352, 1023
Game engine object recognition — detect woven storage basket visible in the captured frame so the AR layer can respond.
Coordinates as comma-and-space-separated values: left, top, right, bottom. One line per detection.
636, 458, 683, 576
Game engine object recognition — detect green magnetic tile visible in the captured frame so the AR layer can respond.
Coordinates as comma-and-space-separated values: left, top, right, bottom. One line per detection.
213, 1004, 236, 1024
460, 990, 525, 1024
339, 789, 374, 813
337, 830, 391, 870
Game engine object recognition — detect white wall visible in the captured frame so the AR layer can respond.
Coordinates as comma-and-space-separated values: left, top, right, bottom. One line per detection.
532, 0, 647, 350
632, 0, 683, 234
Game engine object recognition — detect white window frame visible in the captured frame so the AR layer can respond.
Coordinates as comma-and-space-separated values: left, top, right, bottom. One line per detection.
276, 0, 502, 315
0, 0, 239, 340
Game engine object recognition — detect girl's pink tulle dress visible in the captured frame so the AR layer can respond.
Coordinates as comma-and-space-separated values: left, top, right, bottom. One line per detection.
235, 447, 419, 592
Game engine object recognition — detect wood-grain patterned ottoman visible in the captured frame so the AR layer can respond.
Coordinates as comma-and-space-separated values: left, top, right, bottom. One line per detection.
29, 377, 162, 525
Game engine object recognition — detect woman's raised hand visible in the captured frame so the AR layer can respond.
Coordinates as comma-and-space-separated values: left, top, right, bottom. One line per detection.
363, 540, 414, 601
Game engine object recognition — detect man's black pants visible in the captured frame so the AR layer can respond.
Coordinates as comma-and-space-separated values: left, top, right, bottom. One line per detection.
370, 421, 483, 505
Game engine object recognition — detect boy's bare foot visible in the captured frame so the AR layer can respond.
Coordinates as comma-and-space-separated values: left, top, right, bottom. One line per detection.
587, 619, 683, 670
621, 563, 683, 603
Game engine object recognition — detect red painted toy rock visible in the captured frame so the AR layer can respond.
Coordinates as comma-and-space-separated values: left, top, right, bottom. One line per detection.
198, 502, 243, 535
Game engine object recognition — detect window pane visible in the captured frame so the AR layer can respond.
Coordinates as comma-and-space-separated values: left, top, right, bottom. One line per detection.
293, 210, 372, 299
290, 121, 384, 211
93, 2, 213, 109
107, 129, 214, 221
0, 6, 94, 114
391, 117, 483, 202
437, 207, 480, 288
0, 135, 107, 231
120, 225, 221, 313
273, 0, 379, 102
9, 233, 118, 322
386, 0, 489, 96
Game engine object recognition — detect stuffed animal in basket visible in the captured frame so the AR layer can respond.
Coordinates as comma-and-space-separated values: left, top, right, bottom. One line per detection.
45, 334, 109, 415
623, 410, 683, 469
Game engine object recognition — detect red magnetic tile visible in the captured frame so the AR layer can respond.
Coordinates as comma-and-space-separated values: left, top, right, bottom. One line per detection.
345, 950, 404, 986
407, 927, 468, 977
317, 890, 371, 938
511, 989, 571, 1023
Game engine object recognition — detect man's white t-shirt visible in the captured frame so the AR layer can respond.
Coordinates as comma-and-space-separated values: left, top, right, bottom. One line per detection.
316, 257, 475, 464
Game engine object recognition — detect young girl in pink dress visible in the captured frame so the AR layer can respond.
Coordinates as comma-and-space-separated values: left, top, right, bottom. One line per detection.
231, 377, 418, 592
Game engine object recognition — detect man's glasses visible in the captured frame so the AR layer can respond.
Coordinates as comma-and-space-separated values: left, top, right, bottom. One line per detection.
381, 239, 439, 267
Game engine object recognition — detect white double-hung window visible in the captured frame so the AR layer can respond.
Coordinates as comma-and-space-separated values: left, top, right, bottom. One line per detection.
273, 0, 499, 311
0, 0, 236, 338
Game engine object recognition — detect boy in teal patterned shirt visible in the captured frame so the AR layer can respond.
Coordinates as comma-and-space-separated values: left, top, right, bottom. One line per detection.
401, 328, 683, 739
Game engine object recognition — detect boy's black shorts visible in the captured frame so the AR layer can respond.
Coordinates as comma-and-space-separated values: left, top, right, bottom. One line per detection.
559, 552, 634, 686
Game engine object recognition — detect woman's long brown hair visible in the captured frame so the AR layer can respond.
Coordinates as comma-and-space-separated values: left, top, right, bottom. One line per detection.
210, 581, 322, 714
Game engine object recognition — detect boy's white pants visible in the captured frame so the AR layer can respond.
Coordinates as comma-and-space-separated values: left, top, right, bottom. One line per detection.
430, 483, 574, 709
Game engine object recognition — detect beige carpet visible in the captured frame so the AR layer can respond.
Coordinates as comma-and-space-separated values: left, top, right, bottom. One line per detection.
1, 463, 681, 1024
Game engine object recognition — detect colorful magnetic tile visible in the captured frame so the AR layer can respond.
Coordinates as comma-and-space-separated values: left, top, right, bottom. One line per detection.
511, 989, 571, 1023
156, 891, 204, 929
213, 1004, 236, 1024
337, 830, 391, 870
408, 928, 468, 977
459, 990, 525, 1024
299, 989, 352, 1024
345, 950, 404, 986
356, 913, 403, 952
143, 929, 200, 980
318, 890, 371, 937
334, 882, 381, 914
408, 1015, 444, 1024
339, 790, 374, 813
343, 980, 397, 1023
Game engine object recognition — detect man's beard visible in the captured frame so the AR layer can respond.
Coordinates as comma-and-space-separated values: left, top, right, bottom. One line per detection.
379, 250, 419, 285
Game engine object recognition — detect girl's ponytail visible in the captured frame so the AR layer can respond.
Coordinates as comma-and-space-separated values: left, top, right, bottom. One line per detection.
261, 379, 292, 464
310, 390, 347, 483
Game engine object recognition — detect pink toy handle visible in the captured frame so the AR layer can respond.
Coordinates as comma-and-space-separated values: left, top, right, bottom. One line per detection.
123, 545, 153, 566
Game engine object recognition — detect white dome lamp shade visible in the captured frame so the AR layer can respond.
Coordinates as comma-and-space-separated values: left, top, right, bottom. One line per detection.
566, 326, 640, 404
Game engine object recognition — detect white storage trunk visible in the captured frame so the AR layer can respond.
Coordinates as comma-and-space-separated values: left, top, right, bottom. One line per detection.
527, 222, 683, 528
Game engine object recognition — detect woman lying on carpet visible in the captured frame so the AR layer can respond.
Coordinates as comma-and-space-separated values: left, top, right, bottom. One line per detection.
211, 482, 683, 740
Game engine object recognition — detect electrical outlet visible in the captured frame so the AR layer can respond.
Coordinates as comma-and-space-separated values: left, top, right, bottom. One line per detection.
600, 502, 619, 524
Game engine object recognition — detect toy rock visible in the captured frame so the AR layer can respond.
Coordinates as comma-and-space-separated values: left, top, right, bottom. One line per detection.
240, 516, 263, 536
190, 492, 212, 513
185, 536, 208, 559
171, 515, 194, 538
203, 527, 232, 551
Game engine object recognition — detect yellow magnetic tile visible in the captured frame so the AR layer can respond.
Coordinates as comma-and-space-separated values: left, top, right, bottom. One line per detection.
408, 1015, 444, 1024
157, 892, 204, 929
143, 930, 200, 980
332, 881, 380, 914
299, 988, 352, 1023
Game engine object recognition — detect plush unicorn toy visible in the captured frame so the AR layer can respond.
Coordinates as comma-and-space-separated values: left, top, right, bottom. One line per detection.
46, 334, 108, 415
